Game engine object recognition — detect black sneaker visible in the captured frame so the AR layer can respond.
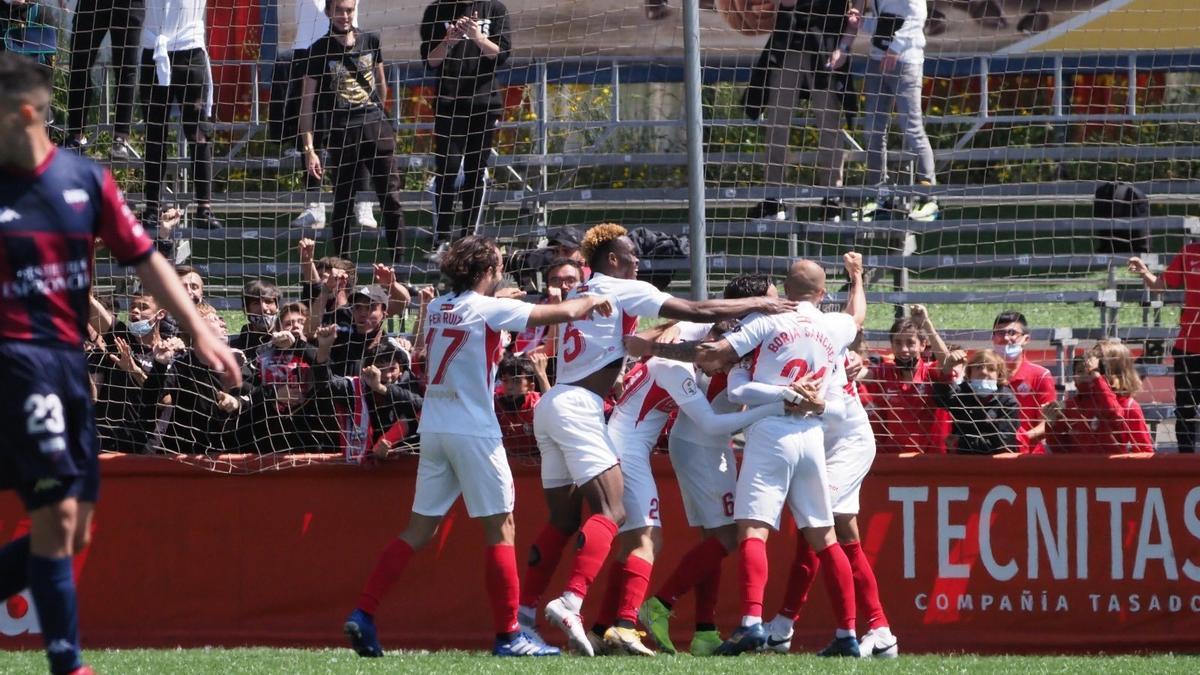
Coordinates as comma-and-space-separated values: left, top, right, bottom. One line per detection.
748, 200, 786, 221
195, 207, 223, 230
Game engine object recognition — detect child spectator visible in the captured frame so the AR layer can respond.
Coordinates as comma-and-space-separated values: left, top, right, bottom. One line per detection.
229, 279, 282, 363
316, 329, 424, 462
1129, 252, 1199, 453
991, 310, 1057, 454
934, 349, 1021, 455
862, 315, 948, 453
496, 352, 550, 458
1045, 341, 1153, 454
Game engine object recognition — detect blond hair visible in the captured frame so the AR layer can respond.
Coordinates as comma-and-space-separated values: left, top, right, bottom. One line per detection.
1094, 339, 1142, 396
580, 223, 627, 265
967, 349, 1010, 387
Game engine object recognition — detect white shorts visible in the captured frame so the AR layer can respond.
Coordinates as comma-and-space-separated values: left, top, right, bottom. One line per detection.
412, 432, 514, 518
825, 417, 877, 516
668, 435, 737, 530
534, 384, 620, 489
733, 416, 832, 530
608, 417, 662, 532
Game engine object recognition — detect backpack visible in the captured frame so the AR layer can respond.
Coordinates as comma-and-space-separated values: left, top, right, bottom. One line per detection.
1094, 182, 1150, 254
628, 228, 690, 291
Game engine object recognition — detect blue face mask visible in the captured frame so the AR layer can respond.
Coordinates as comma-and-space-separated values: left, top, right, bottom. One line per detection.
970, 378, 999, 394
1002, 343, 1023, 361
128, 318, 156, 337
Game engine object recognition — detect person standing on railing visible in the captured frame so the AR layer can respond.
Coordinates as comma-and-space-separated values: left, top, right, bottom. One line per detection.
750, 0, 858, 222
64, 0, 142, 158
1129, 252, 1199, 453
139, 0, 221, 230
420, 0, 510, 259
301, 0, 407, 262
286, 0, 377, 231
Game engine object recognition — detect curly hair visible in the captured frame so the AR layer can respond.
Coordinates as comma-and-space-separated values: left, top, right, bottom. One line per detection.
580, 223, 627, 267
442, 235, 501, 293
968, 349, 1010, 387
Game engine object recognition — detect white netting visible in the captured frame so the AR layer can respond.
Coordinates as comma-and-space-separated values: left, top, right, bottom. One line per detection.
31, 0, 1197, 468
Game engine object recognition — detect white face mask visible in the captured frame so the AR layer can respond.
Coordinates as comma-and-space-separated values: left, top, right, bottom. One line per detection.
970, 378, 999, 394
128, 318, 156, 337
1002, 343, 1023, 361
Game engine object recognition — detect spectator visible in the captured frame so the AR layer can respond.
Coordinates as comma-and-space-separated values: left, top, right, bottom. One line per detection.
862, 315, 948, 453
300, 0, 406, 261
858, 0, 937, 220
317, 334, 424, 461
990, 310, 1056, 454
1, 0, 61, 86
65, 0, 141, 157
496, 352, 549, 457
229, 279, 281, 365
233, 325, 339, 453
327, 283, 388, 377
1045, 341, 1153, 454
1129, 252, 1198, 453
512, 257, 582, 356
420, 0, 511, 254
299, 237, 354, 319
139, 0, 221, 230
750, 0, 856, 221
287, 0, 377, 232
176, 264, 205, 305
94, 290, 174, 453
933, 348, 1020, 455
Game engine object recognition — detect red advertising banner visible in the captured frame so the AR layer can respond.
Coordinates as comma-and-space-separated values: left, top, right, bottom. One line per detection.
2, 453, 1198, 653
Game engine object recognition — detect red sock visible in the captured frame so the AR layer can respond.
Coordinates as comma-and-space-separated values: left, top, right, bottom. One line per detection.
654, 537, 728, 606
779, 535, 820, 620
817, 542, 856, 631
520, 524, 572, 607
616, 555, 654, 625
486, 544, 521, 635
738, 538, 768, 619
694, 566, 721, 626
843, 541, 888, 629
357, 538, 414, 615
564, 515, 618, 598
595, 561, 624, 628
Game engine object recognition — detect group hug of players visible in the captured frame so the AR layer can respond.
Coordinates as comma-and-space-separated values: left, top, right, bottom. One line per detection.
341, 222, 897, 658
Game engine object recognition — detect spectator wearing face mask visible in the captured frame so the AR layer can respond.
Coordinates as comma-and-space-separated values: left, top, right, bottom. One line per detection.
229, 279, 282, 362
990, 310, 1056, 454
862, 314, 948, 453
933, 348, 1020, 455
94, 290, 175, 452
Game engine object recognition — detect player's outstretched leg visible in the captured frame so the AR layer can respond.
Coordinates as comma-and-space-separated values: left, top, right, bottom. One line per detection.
345, 516, 438, 657
518, 486, 580, 641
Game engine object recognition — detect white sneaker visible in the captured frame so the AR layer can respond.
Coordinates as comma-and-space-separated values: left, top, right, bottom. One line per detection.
356, 201, 378, 229
292, 203, 326, 229
761, 615, 794, 653
545, 596, 594, 656
909, 198, 939, 222
859, 627, 899, 658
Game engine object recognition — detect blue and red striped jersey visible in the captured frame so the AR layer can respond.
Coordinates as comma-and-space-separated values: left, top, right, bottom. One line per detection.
0, 148, 154, 348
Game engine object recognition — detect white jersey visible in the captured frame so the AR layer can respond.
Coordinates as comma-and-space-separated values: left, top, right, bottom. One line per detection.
670, 369, 737, 447
418, 291, 532, 437
555, 273, 672, 385
609, 357, 705, 437
724, 302, 857, 411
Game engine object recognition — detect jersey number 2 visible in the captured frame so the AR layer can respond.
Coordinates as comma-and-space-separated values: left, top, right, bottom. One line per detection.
425, 328, 469, 385
25, 393, 65, 436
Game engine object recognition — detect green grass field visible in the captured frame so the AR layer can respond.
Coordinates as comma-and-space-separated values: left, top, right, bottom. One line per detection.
2, 649, 1198, 674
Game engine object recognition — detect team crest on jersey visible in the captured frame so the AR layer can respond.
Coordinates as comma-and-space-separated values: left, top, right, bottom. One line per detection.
681, 377, 698, 397
1017, 382, 1031, 393
441, 303, 455, 310
62, 189, 90, 211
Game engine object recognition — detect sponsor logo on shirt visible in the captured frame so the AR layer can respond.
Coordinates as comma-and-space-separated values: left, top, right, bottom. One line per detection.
62, 189, 90, 209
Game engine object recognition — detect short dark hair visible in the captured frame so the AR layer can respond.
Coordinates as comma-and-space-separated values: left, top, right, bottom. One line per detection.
888, 317, 922, 340
363, 342, 407, 369
243, 279, 280, 301
315, 255, 355, 275
993, 310, 1029, 332
498, 355, 535, 380
279, 301, 309, 320
441, 235, 501, 293
723, 274, 772, 299
0, 52, 51, 105
544, 258, 583, 278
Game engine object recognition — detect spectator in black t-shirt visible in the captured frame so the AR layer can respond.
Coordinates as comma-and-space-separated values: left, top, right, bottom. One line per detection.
316, 336, 423, 460
298, 236, 354, 319
229, 278, 281, 368
420, 0, 510, 253
300, 0, 406, 262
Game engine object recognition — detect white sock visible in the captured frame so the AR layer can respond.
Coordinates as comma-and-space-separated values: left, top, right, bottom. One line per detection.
836, 628, 854, 638
561, 592, 583, 613
741, 615, 762, 628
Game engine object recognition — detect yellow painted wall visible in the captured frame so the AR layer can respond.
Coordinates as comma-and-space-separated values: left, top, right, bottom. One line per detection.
1032, 0, 1200, 52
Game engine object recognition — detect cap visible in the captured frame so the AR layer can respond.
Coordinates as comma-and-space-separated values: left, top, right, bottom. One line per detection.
352, 284, 389, 305
547, 226, 583, 249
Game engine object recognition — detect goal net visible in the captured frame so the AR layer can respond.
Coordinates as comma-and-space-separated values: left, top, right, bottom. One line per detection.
51, 0, 1198, 465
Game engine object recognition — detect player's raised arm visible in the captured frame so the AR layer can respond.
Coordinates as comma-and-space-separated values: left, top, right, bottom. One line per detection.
135, 251, 241, 388
525, 294, 613, 328
842, 251, 866, 329
658, 294, 796, 323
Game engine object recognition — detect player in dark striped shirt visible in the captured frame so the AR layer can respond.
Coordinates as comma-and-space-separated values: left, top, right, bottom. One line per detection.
0, 53, 240, 675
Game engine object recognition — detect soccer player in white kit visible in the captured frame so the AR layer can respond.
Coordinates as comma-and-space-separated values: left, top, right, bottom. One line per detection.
343, 236, 612, 658
534, 223, 796, 656
591, 319, 795, 656
696, 258, 863, 657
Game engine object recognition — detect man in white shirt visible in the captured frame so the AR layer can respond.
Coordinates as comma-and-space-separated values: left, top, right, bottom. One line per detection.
140, 0, 220, 230
340, 235, 613, 658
